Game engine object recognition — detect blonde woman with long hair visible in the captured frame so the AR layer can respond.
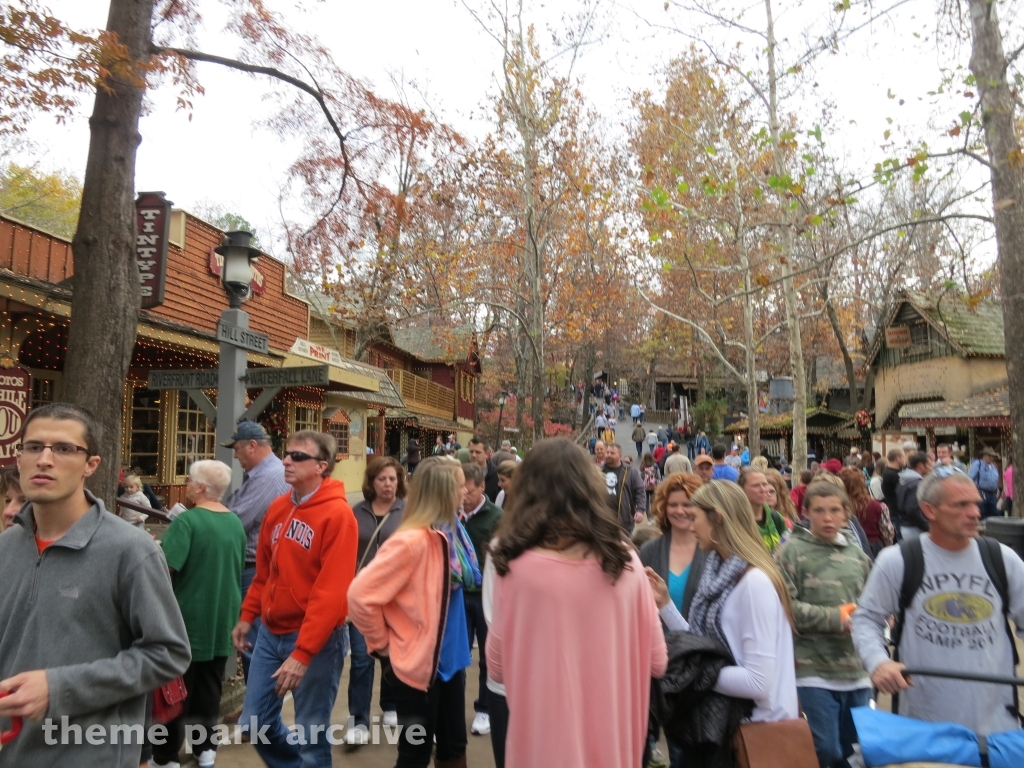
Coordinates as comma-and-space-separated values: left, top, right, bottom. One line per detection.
650, 480, 798, 723
348, 456, 481, 768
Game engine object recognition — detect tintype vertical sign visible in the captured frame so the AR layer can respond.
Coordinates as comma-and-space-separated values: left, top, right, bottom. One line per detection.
135, 191, 172, 308
0, 367, 30, 466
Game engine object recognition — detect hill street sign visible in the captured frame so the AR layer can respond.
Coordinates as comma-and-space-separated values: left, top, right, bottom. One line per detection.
217, 321, 270, 354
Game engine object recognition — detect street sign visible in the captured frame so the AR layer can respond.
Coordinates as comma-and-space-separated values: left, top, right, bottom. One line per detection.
243, 365, 330, 388
217, 321, 270, 354
148, 370, 220, 390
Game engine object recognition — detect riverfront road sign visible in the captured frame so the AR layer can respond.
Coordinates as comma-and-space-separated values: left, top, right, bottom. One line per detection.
242, 365, 330, 388
217, 321, 270, 355
148, 370, 220, 390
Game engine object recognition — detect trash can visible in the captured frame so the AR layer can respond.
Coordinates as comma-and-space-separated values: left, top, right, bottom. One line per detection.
982, 517, 1024, 560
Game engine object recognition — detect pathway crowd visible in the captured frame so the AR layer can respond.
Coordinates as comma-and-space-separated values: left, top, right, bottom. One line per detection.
0, 401, 1022, 768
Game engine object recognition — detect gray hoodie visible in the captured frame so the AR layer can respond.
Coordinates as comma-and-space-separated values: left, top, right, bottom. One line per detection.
0, 494, 191, 768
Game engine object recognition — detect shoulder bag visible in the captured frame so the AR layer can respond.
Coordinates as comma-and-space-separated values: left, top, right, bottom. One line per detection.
733, 717, 818, 768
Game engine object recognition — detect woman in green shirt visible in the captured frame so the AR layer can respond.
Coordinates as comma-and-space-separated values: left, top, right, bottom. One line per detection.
150, 460, 246, 768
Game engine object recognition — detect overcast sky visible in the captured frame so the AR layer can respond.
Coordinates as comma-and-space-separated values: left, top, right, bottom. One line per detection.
20, 0, 992, 255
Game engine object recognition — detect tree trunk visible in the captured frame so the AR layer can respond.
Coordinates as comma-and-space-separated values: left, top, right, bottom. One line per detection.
64, 0, 156, 504
967, 0, 1024, 513
732, 152, 760, 455
822, 288, 861, 411
764, 0, 808, 470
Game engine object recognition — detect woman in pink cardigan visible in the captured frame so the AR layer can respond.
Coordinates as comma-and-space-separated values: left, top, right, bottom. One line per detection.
486, 438, 667, 768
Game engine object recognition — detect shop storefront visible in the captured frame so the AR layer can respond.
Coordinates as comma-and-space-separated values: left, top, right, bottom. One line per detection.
0, 209, 401, 504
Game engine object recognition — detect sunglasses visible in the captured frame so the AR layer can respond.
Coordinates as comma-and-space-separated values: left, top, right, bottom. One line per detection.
284, 450, 325, 463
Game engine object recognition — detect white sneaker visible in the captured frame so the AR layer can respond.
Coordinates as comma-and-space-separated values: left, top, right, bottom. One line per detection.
471, 711, 491, 735
383, 710, 398, 727
197, 751, 216, 768
346, 726, 369, 745
149, 761, 180, 768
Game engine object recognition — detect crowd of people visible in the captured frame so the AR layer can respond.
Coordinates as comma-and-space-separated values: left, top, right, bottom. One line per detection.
1, 401, 1023, 768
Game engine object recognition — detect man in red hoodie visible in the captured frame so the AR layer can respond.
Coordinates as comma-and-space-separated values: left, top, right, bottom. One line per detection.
231, 430, 358, 768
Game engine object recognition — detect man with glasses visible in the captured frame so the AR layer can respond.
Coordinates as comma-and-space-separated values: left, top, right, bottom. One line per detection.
223, 421, 290, 682
0, 402, 190, 767
232, 430, 358, 768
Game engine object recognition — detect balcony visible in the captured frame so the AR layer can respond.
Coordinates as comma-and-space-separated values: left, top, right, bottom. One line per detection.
390, 369, 456, 420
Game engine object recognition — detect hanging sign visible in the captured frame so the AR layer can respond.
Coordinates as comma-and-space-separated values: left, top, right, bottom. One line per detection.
885, 326, 912, 349
135, 192, 172, 309
0, 367, 31, 466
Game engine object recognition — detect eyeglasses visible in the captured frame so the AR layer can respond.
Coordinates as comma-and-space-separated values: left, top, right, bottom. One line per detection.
17, 442, 91, 458
284, 450, 324, 463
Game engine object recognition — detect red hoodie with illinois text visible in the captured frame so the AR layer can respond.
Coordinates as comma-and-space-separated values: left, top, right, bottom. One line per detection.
241, 477, 358, 664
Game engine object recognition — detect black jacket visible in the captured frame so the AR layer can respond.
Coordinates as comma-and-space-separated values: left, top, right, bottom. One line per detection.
639, 533, 708, 619
896, 470, 930, 531
653, 631, 752, 768
484, 459, 501, 503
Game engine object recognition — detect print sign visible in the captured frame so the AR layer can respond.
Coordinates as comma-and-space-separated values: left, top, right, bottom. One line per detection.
0, 367, 31, 466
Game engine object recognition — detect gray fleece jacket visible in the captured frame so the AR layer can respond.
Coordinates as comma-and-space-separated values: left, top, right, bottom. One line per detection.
0, 494, 191, 768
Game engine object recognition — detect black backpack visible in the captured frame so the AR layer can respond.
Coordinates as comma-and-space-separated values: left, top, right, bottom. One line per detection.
892, 536, 1020, 719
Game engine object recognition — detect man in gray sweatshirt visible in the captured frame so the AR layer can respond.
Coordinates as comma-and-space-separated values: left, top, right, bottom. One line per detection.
852, 471, 1024, 736
0, 403, 190, 767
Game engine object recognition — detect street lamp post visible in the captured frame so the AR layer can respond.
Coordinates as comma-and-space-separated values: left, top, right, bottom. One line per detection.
214, 231, 260, 488
495, 390, 507, 451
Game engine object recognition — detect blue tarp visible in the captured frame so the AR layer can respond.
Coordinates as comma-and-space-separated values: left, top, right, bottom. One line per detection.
852, 707, 1024, 768
852, 708, 980, 767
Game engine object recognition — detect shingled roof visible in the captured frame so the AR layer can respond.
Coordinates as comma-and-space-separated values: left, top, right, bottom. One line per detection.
867, 290, 1005, 365
391, 326, 481, 371
724, 407, 853, 435
898, 386, 1010, 428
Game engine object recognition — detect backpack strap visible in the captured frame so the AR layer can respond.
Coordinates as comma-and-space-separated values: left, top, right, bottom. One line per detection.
976, 536, 1022, 723
893, 537, 925, 658
891, 537, 924, 714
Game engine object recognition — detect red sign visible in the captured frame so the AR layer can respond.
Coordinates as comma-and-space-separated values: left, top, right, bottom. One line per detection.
135, 192, 172, 308
209, 247, 267, 296
0, 367, 31, 466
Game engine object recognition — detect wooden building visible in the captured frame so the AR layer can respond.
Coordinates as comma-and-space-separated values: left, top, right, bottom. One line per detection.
0, 210, 400, 503
867, 290, 1007, 457
724, 407, 856, 460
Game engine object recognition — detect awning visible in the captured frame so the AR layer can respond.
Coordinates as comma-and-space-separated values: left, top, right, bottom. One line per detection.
326, 377, 405, 409
386, 408, 462, 433
279, 353, 380, 393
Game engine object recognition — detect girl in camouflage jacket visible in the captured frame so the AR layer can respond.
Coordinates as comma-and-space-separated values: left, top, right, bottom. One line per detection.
775, 482, 873, 768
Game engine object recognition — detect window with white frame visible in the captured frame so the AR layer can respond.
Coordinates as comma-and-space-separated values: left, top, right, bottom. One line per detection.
174, 390, 217, 478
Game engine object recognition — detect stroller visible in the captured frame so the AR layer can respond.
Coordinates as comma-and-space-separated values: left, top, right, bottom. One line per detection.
854, 668, 1024, 768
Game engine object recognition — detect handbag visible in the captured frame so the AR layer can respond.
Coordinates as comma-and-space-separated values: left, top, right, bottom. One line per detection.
151, 677, 187, 724
733, 718, 819, 768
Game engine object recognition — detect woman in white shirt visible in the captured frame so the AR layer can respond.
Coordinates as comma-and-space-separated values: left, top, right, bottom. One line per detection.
649, 479, 799, 723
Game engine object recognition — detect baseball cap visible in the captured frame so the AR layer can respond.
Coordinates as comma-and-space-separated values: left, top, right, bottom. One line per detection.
695, 454, 714, 467
221, 420, 269, 447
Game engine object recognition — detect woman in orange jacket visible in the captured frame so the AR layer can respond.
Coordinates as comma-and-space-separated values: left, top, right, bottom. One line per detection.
348, 456, 481, 768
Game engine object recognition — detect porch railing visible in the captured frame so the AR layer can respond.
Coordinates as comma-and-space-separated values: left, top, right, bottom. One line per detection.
389, 369, 456, 420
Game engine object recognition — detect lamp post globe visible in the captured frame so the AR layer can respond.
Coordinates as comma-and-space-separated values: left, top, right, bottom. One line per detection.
215, 230, 261, 308
495, 390, 508, 450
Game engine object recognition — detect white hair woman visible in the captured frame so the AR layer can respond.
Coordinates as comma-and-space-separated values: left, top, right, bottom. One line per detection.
147, 460, 246, 768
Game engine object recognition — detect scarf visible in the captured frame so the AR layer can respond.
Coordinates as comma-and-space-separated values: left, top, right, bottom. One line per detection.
758, 504, 782, 553
688, 552, 749, 650
439, 520, 481, 589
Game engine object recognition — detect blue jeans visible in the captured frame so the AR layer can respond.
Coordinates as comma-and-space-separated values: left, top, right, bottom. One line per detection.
798, 686, 871, 768
240, 566, 262, 682
243, 622, 347, 768
980, 490, 1000, 519
347, 623, 396, 728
